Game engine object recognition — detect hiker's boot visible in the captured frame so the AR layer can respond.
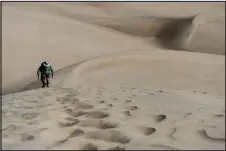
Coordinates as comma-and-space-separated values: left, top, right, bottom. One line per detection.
46, 79, 49, 87
42, 82, 45, 88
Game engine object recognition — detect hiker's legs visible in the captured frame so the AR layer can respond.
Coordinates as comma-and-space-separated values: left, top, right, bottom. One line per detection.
41, 74, 46, 88
45, 74, 50, 87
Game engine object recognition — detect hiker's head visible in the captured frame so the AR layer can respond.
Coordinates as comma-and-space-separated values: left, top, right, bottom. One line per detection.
43, 61, 49, 66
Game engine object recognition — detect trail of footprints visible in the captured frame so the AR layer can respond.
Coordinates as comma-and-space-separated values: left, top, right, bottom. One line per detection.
51, 91, 174, 150
4, 87, 223, 150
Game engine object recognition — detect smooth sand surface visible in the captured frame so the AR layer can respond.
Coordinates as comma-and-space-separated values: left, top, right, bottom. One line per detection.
2, 2, 225, 150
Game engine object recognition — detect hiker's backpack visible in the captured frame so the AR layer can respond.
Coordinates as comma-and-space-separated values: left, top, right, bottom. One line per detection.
42, 63, 51, 75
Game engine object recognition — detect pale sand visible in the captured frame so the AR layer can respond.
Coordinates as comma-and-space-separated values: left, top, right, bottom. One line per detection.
2, 87, 225, 150
2, 2, 225, 150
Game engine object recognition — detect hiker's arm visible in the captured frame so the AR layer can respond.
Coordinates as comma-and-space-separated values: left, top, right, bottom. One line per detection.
37, 67, 40, 78
50, 65, 54, 77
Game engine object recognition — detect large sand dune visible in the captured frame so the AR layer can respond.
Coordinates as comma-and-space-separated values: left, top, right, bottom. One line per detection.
2, 2, 225, 150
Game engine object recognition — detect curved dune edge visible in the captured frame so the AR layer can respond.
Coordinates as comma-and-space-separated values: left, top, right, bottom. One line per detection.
16, 49, 224, 95
61, 50, 224, 95
51, 6, 224, 55
2, 86, 225, 150
6, 49, 224, 96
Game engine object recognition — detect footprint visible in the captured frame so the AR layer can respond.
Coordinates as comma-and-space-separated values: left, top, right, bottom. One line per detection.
56, 97, 62, 102
101, 108, 108, 111
75, 102, 94, 109
198, 129, 225, 142
62, 97, 79, 105
21, 112, 39, 120
99, 101, 105, 104
68, 129, 85, 138
39, 128, 48, 132
65, 109, 86, 117
157, 90, 163, 93
81, 143, 98, 150
169, 128, 177, 140
86, 111, 109, 119
123, 111, 131, 116
139, 126, 156, 136
24, 106, 34, 109
185, 112, 192, 117
150, 144, 178, 150
107, 104, 113, 107
215, 114, 224, 118
20, 133, 35, 141
52, 138, 69, 148
28, 121, 38, 125
3, 134, 9, 138
78, 119, 118, 129
65, 117, 79, 121
2, 124, 22, 132
107, 146, 125, 150
85, 129, 131, 144
59, 119, 80, 127
112, 98, 118, 101
125, 100, 132, 103
128, 105, 139, 111
155, 114, 167, 122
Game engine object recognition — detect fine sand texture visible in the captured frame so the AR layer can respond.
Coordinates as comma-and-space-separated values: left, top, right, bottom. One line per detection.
2, 2, 225, 150
2, 87, 225, 150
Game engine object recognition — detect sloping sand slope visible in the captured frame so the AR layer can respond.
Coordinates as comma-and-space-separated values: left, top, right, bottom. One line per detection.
63, 50, 225, 95
2, 2, 225, 150
2, 2, 225, 94
2, 87, 225, 150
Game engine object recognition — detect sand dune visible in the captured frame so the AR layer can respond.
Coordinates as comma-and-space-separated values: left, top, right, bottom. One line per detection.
63, 50, 224, 95
2, 87, 225, 150
19, 49, 225, 96
2, 2, 225, 94
2, 2, 225, 150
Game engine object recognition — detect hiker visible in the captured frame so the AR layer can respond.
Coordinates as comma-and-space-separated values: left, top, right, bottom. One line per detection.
37, 61, 54, 88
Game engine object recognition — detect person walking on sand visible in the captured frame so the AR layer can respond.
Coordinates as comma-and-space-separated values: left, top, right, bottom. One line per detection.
37, 61, 54, 88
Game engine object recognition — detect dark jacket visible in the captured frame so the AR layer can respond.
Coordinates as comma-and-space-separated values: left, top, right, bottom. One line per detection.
37, 63, 54, 77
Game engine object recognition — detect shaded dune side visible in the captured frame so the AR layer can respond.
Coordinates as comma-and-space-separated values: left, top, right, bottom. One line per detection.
63, 13, 224, 55
104, 17, 195, 51
103, 15, 224, 55
31, 3, 224, 55
44, 8, 195, 52
152, 17, 195, 50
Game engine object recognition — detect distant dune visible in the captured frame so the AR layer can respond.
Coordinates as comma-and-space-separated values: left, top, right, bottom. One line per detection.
2, 2, 225, 150
2, 2, 225, 94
